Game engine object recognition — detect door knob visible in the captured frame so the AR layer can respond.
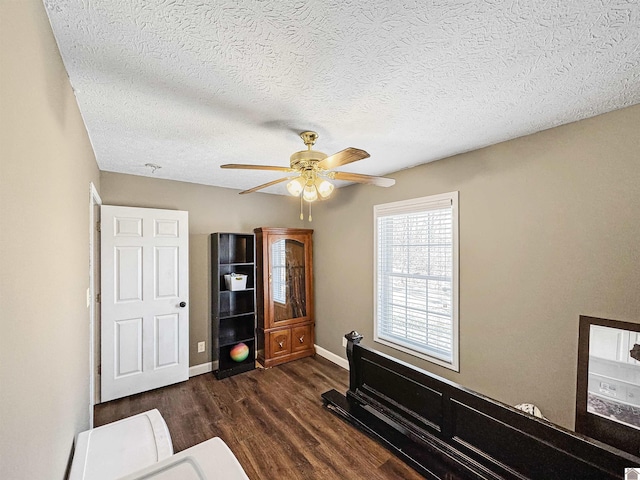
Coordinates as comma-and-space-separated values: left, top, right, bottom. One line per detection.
179, 301, 187, 308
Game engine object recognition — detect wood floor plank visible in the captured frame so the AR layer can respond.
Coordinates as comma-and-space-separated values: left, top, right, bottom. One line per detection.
287, 399, 395, 478
236, 432, 310, 480
377, 456, 428, 480
94, 356, 427, 479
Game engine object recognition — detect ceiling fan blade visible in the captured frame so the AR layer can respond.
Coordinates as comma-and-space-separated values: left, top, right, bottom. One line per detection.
239, 176, 292, 195
332, 171, 395, 187
221, 164, 294, 172
317, 148, 370, 170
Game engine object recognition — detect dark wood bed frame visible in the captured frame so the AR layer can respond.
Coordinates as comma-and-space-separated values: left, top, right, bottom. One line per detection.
322, 332, 639, 480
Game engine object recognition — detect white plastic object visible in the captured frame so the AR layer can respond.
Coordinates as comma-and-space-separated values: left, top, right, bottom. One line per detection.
118, 437, 249, 479
69, 409, 173, 480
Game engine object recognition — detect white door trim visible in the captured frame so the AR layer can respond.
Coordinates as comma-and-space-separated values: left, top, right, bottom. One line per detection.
88, 182, 102, 427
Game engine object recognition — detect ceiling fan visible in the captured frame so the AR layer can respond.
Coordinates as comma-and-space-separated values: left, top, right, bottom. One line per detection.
221, 131, 395, 220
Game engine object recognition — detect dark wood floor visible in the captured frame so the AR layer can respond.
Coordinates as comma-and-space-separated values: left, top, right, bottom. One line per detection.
95, 356, 424, 480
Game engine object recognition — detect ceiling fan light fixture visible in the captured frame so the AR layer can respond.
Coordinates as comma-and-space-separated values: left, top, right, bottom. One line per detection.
303, 184, 318, 202
222, 130, 394, 220
286, 177, 305, 196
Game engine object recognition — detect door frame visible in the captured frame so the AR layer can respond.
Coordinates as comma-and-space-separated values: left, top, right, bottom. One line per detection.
88, 182, 102, 427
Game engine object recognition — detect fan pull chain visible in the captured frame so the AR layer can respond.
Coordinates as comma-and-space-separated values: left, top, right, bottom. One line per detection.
299, 194, 304, 220
308, 201, 312, 222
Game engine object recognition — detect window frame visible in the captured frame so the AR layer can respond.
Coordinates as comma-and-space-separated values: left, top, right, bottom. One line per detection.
373, 191, 459, 372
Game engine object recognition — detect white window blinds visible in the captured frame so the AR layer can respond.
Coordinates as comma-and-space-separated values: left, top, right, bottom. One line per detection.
374, 192, 459, 371
271, 240, 286, 304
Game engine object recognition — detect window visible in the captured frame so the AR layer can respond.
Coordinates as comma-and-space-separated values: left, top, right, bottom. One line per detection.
374, 191, 459, 371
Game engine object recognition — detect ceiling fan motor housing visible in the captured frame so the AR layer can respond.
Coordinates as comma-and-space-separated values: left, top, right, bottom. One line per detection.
289, 149, 328, 171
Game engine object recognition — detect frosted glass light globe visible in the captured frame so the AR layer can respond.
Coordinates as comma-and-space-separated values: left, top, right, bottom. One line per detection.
303, 184, 318, 202
316, 178, 334, 198
286, 177, 304, 196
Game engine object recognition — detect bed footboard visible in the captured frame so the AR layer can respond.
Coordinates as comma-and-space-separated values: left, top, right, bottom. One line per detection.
322, 332, 639, 480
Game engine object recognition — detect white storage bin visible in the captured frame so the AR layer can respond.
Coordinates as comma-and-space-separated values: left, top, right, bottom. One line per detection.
224, 273, 247, 291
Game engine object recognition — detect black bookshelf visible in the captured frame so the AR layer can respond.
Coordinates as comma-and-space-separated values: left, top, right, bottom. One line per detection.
210, 233, 256, 379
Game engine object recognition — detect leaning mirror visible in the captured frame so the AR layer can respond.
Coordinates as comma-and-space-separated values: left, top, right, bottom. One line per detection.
576, 315, 640, 456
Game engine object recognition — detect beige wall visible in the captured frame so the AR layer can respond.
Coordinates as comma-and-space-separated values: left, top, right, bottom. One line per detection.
0, 1, 100, 478
310, 104, 640, 430
99, 172, 304, 366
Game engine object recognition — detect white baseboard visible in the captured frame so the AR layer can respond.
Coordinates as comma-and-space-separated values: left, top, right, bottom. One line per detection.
315, 345, 349, 370
189, 361, 215, 377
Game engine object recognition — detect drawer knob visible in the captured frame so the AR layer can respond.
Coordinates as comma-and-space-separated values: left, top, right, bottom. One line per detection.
278, 340, 284, 349
298, 335, 305, 343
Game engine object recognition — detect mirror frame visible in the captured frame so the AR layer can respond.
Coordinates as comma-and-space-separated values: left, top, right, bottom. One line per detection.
576, 315, 640, 456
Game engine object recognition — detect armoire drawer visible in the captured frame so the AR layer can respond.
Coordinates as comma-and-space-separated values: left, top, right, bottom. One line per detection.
269, 329, 291, 358
291, 324, 312, 354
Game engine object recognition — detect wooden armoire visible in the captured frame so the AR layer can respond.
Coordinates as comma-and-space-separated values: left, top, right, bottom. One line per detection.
254, 227, 314, 368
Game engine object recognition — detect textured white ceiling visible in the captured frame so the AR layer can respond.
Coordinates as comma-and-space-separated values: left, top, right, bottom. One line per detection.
44, 0, 640, 194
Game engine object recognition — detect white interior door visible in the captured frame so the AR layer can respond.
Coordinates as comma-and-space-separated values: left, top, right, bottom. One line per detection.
101, 205, 189, 402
